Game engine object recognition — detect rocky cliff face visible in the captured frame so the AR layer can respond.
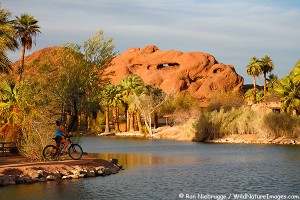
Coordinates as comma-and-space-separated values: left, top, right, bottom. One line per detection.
107, 45, 244, 100
12, 45, 244, 101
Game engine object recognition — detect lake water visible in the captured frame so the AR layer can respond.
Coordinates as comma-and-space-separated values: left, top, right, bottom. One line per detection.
1, 136, 300, 200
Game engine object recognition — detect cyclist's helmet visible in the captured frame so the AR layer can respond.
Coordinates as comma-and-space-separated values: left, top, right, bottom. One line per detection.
56, 119, 62, 126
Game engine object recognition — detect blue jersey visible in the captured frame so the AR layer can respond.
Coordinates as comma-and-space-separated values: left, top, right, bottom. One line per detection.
56, 126, 63, 137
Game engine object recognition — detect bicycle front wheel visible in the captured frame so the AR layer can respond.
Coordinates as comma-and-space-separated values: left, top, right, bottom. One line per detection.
68, 144, 83, 160
43, 145, 59, 161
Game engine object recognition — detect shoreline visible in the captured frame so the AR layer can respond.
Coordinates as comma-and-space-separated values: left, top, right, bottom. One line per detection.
97, 126, 300, 145
205, 134, 299, 145
0, 155, 123, 187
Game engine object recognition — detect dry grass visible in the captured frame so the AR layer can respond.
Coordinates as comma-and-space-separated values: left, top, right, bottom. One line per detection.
193, 107, 300, 141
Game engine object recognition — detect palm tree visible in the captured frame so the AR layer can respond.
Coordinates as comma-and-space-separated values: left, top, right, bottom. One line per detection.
275, 60, 300, 114
276, 77, 300, 114
261, 55, 274, 103
0, 6, 18, 73
100, 84, 113, 133
109, 85, 122, 133
291, 60, 300, 85
246, 57, 262, 103
267, 73, 278, 90
13, 13, 41, 81
119, 75, 145, 132
0, 80, 20, 124
100, 84, 123, 133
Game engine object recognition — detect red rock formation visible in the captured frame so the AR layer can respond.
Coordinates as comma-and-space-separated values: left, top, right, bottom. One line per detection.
10, 45, 244, 101
107, 45, 244, 99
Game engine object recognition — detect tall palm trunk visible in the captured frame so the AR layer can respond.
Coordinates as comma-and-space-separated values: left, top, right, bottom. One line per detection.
112, 107, 120, 133
104, 107, 110, 133
19, 44, 26, 82
129, 111, 134, 132
136, 111, 143, 133
124, 104, 129, 131
252, 76, 257, 104
154, 112, 158, 129
263, 72, 267, 104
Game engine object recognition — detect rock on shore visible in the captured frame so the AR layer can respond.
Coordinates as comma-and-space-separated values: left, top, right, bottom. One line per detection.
0, 158, 123, 187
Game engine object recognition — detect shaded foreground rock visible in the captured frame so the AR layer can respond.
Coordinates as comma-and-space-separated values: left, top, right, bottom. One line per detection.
0, 158, 123, 187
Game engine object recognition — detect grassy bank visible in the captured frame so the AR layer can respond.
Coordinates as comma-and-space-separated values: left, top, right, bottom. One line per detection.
194, 107, 300, 142
154, 107, 300, 144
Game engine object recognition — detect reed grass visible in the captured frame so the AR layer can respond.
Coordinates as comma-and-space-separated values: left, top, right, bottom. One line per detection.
193, 107, 300, 141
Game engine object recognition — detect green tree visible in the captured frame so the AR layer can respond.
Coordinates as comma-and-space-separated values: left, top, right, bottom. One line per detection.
119, 74, 145, 132
245, 89, 264, 104
261, 55, 274, 103
100, 84, 122, 133
110, 85, 123, 133
54, 31, 117, 132
291, 60, 300, 85
275, 60, 300, 114
246, 57, 262, 103
132, 85, 166, 136
0, 79, 20, 125
267, 73, 278, 90
276, 77, 299, 114
0, 6, 18, 73
13, 13, 41, 81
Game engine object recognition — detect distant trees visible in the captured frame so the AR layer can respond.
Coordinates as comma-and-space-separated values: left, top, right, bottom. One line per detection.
246, 57, 262, 103
13, 13, 41, 81
119, 75, 145, 132
100, 84, 122, 133
246, 55, 274, 104
261, 56, 274, 102
131, 85, 166, 136
100, 75, 168, 135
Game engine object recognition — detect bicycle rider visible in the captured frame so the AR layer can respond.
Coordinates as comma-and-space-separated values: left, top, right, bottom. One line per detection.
55, 119, 70, 154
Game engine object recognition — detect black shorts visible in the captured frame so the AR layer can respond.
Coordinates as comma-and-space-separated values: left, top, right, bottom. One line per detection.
54, 136, 62, 143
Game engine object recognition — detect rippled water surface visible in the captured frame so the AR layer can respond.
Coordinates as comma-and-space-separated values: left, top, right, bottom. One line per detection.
1, 136, 300, 200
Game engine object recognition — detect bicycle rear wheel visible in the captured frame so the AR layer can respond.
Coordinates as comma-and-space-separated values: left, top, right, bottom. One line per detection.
68, 144, 83, 160
43, 145, 59, 161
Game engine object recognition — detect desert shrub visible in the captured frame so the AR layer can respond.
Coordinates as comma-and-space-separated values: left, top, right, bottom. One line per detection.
208, 91, 244, 111
159, 93, 201, 124
194, 111, 215, 141
294, 118, 300, 138
263, 112, 297, 137
178, 118, 197, 141
194, 106, 300, 141
18, 112, 53, 161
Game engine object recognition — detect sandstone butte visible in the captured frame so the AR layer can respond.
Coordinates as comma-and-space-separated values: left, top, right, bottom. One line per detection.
12, 45, 244, 103
107, 45, 244, 101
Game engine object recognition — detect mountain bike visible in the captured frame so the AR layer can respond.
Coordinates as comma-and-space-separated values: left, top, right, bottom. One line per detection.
42, 135, 83, 161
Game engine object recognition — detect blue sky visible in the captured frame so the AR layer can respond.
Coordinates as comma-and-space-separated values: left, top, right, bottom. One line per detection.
2, 0, 300, 84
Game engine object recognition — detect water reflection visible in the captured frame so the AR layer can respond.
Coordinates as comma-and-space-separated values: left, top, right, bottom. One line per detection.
89, 152, 203, 169
1, 137, 300, 200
